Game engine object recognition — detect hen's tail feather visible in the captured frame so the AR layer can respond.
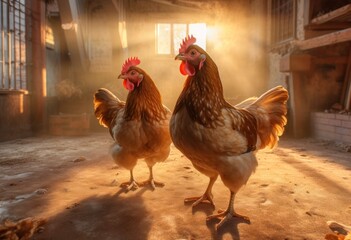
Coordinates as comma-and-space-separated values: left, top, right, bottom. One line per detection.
245, 86, 289, 149
93, 88, 125, 129
235, 97, 257, 109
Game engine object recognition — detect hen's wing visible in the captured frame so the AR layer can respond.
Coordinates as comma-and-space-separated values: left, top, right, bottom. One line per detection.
144, 106, 172, 151
206, 86, 288, 154
94, 88, 125, 137
239, 86, 289, 149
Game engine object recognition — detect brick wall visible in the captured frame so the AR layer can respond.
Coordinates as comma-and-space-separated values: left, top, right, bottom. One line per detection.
311, 112, 351, 144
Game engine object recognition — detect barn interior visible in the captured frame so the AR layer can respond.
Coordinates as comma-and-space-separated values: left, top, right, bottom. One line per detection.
0, 0, 351, 239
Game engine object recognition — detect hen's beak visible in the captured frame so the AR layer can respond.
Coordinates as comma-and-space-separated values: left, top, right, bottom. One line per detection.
175, 53, 186, 61
118, 74, 126, 79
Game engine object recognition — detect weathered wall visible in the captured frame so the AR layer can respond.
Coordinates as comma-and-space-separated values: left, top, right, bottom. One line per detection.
268, 53, 287, 88
0, 93, 32, 141
305, 45, 347, 111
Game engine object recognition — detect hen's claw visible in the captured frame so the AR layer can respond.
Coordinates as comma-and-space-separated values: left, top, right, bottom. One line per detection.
139, 179, 164, 190
120, 180, 139, 191
207, 209, 250, 230
206, 191, 250, 231
119, 170, 140, 191
184, 177, 217, 207
184, 193, 215, 207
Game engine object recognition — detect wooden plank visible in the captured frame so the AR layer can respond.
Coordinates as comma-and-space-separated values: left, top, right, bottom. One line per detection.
311, 4, 351, 24
294, 27, 351, 50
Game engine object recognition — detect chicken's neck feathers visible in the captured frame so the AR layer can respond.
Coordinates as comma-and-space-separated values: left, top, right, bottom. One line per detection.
123, 74, 167, 123
174, 57, 228, 128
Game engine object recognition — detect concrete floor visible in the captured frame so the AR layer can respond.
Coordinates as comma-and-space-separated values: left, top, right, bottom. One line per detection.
0, 133, 350, 240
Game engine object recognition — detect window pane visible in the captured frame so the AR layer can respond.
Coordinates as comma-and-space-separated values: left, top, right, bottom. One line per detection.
271, 0, 294, 45
0, 0, 27, 90
173, 24, 187, 55
189, 23, 206, 50
157, 23, 171, 54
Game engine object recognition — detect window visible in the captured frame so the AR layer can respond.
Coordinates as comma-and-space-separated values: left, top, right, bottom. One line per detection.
0, 0, 28, 91
271, 0, 296, 45
156, 23, 206, 55
88, 4, 113, 72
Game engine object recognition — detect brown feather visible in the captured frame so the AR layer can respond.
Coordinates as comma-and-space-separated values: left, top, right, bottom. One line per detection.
228, 108, 258, 152
174, 46, 227, 128
123, 66, 168, 123
244, 86, 289, 149
93, 88, 124, 129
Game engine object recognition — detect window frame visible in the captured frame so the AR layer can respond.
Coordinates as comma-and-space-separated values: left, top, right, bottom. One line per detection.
0, 0, 28, 92
155, 22, 206, 57
270, 0, 297, 47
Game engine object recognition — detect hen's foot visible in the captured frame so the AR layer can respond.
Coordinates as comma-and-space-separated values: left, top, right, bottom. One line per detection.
184, 193, 215, 207
139, 179, 164, 190
120, 180, 140, 191
207, 209, 250, 230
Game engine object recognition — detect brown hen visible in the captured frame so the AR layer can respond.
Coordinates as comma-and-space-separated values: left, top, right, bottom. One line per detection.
94, 57, 171, 191
170, 36, 289, 230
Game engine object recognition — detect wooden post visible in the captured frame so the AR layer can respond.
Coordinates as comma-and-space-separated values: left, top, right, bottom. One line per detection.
289, 72, 311, 138
280, 53, 312, 138
340, 47, 351, 108
30, 0, 46, 133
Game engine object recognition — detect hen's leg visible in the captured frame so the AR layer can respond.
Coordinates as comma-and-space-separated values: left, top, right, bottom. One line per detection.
206, 191, 250, 230
120, 170, 139, 191
184, 176, 217, 207
140, 166, 164, 190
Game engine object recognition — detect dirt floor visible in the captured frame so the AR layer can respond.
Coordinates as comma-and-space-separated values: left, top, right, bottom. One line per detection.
0, 133, 350, 240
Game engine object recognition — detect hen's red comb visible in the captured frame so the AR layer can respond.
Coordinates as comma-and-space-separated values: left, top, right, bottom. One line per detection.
179, 35, 196, 54
121, 57, 141, 74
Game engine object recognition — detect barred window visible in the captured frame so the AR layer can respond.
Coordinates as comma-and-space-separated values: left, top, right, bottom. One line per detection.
156, 23, 206, 56
271, 0, 296, 45
0, 0, 28, 91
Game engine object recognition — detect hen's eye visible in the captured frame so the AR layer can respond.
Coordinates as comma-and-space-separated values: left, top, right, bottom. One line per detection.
190, 50, 196, 56
131, 71, 135, 75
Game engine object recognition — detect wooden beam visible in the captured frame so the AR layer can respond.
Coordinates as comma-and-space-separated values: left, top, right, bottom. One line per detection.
306, 22, 351, 31
311, 4, 351, 24
57, 0, 89, 71
30, 0, 47, 133
294, 28, 351, 50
